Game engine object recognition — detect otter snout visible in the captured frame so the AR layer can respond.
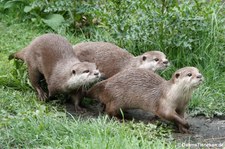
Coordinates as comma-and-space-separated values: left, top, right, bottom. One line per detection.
163, 60, 169, 66
197, 74, 202, 79
163, 60, 169, 65
196, 74, 204, 82
93, 70, 101, 78
99, 73, 107, 80
94, 72, 99, 76
162, 59, 170, 68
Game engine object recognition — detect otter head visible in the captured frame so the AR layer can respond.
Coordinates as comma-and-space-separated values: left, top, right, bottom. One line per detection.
172, 67, 204, 91
66, 62, 102, 90
138, 51, 169, 71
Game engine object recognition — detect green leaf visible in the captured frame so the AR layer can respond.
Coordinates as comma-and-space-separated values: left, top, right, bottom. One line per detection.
4, 1, 15, 9
24, 6, 32, 13
4, 0, 24, 9
42, 14, 65, 31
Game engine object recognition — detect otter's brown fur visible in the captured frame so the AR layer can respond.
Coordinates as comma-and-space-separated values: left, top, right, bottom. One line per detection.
73, 42, 169, 78
9, 33, 102, 111
87, 67, 203, 133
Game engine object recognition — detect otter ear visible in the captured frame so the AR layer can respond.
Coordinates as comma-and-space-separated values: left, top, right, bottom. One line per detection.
72, 70, 76, 75
175, 73, 180, 79
172, 72, 180, 83
142, 56, 147, 61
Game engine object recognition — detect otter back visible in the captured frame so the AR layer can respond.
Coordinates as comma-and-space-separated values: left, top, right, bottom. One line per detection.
73, 42, 133, 78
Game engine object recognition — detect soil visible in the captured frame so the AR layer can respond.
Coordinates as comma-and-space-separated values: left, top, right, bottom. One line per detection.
65, 101, 225, 147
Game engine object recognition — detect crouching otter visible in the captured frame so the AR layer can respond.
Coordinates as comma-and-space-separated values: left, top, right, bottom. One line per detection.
87, 67, 203, 133
9, 33, 102, 111
73, 42, 169, 78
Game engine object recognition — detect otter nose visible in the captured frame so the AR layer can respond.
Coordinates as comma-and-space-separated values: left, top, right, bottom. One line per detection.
163, 60, 169, 65
197, 74, 202, 79
94, 72, 99, 75
94, 71, 99, 76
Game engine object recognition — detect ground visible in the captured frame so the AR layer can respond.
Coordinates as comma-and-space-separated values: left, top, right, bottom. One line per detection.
66, 100, 225, 147
174, 116, 225, 146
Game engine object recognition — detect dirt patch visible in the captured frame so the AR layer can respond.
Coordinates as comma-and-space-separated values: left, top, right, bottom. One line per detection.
65, 101, 225, 146
174, 116, 225, 147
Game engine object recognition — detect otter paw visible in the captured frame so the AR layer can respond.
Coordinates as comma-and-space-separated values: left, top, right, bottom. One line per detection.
184, 122, 190, 129
74, 106, 87, 113
97, 103, 106, 112
38, 92, 48, 102
178, 124, 191, 134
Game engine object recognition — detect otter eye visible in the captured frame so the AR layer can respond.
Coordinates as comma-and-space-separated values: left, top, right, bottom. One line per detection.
72, 70, 76, 75
154, 58, 159, 62
83, 70, 90, 73
187, 73, 192, 77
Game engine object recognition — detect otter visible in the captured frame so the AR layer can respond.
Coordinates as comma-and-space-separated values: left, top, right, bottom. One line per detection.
9, 33, 102, 111
87, 67, 203, 133
73, 42, 169, 78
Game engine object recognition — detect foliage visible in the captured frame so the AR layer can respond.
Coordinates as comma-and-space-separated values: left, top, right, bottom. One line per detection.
94, 0, 225, 64
0, 0, 225, 148
0, 0, 98, 33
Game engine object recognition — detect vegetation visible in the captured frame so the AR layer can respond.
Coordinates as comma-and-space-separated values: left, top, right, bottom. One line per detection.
0, 0, 224, 148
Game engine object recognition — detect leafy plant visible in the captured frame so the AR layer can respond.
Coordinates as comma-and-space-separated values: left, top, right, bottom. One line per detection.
93, 0, 224, 65
0, 0, 99, 33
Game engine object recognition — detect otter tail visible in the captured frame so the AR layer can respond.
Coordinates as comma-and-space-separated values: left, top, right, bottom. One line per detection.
86, 81, 109, 103
8, 49, 26, 61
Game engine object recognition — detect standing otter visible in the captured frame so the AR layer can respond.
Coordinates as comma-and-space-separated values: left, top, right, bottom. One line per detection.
9, 33, 102, 111
87, 67, 203, 133
73, 42, 169, 78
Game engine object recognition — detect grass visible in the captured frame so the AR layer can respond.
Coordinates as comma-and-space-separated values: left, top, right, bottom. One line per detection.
0, 1, 225, 147
0, 92, 174, 148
